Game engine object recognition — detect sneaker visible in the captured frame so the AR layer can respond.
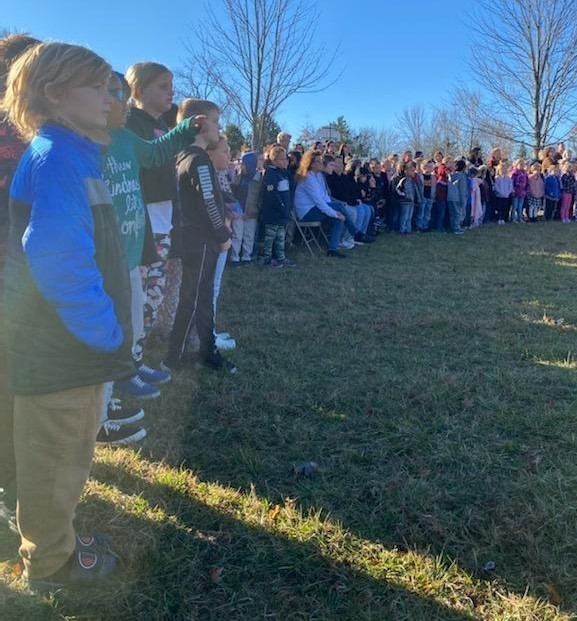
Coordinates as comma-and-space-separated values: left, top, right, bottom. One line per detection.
229, 260, 242, 268
199, 350, 238, 374
137, 363, 171, 385
114, 375, 160, 401
215, 331, 231, 340
106, 398, 145, 426
453, 229, 465, 235
28, 547, 118, 593
76, 533, 114, 553
326, 250, 347, 259
96, 421, 147, 446
279, 258, 297, 267
498, 219, 505, 225
337, 239, 355, 250
354, 232, 375, 244
215, 335, 237, 350
269, 259, 285, 269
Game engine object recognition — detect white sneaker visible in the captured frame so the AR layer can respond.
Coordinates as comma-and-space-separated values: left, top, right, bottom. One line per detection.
215, 335, 237, 351
338, 239, 355, 250
498, 219, 505, 225
215, 332, 231, 340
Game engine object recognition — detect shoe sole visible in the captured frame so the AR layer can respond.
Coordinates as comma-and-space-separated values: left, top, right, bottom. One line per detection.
138, 374, 171, 386
96, 428, 147, 447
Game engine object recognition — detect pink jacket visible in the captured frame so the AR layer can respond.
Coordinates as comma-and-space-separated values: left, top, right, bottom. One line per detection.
528, 173, 545, 198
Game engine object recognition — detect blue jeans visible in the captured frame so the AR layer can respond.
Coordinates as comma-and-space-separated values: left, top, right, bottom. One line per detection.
213, 249, 228, 330
399, 202, 414, 233
356, 203, 372, 233
300, 203, 357, 251
434, 200, 447, 231
417, 197, 434, 230
448, 201, 463, 232
511, 196, 524, 222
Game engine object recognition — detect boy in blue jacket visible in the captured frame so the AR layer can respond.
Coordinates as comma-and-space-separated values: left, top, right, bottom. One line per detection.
3, 42, 132, 590
261, 146, 295, 268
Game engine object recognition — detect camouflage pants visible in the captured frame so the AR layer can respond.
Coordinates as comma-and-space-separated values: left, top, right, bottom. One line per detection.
135, 233, 171, 362
263, 224, 286, 261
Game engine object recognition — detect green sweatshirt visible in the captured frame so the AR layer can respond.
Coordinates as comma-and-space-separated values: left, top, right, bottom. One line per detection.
104, 118, 198, 269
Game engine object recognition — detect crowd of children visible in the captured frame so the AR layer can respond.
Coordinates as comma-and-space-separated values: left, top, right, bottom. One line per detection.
0, 32, 576, 593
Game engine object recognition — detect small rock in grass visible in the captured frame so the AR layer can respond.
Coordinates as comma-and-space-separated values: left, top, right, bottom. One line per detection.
293, 461, 318, 477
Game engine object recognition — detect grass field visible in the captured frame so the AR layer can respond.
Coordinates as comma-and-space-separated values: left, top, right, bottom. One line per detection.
3, 222, 577, 620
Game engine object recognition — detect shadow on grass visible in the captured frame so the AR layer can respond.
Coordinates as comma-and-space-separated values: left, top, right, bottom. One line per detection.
1, 483, 477, 621
3, 226, 576, 619
134, 232, 577, 615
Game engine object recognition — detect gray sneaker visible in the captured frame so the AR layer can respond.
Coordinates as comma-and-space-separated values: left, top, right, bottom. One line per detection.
28, 547, 118, 593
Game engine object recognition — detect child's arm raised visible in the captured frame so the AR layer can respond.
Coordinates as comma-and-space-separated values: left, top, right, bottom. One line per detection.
130, 116, 206, 168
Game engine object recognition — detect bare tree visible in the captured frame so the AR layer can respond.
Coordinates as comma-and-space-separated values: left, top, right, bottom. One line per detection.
396, 105, 427, 152
469, 0, 577, 156
373, 127, 403, 158
183, 0, 338, 149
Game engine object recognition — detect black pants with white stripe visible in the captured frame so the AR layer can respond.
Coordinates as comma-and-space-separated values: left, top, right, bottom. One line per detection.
167, 241, 219, 363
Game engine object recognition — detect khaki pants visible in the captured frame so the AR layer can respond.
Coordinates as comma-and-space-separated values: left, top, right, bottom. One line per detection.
0, 302, 15, 496
14, 384, 105, 579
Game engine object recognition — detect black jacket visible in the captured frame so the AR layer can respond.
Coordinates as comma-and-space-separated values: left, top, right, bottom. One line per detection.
261, 166, 291, 225
125, 107, 180, 258
175, 146, 231, 252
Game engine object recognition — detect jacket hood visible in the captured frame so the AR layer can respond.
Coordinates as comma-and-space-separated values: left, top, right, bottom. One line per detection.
241, 151, 258, 180
176, 145, 204, 167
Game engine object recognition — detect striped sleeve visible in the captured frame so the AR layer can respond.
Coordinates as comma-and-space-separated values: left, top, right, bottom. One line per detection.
195, 163, 231, 244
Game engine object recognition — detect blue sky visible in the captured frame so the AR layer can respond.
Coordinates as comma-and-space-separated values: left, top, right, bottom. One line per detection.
5, 0, 472, 137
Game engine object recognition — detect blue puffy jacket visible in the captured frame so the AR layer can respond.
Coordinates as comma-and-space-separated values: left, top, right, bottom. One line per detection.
4, 124, 133, 395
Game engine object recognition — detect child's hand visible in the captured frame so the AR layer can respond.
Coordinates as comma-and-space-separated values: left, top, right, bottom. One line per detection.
221, 238, 232, 251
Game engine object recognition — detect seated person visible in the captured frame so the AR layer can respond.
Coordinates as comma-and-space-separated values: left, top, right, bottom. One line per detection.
294, 150, 373, 259
325, 157, 373, 246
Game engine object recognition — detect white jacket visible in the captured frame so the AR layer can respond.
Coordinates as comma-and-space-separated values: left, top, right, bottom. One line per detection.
295, 171, 340, 220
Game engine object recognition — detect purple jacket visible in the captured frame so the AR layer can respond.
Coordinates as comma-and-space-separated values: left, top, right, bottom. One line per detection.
511, 168, 529, 198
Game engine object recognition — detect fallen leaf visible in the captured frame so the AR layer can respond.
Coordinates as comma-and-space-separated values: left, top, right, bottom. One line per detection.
11, 562, 23, 579
268, 505, 281, 521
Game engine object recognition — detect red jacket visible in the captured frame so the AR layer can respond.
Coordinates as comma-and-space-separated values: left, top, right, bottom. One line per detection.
435, 164, 449, 201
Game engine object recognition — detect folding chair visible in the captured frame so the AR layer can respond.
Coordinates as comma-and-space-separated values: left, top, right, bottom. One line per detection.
292, 214, 329, 256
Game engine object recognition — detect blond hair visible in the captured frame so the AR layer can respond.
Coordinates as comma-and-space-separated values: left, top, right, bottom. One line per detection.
2, 42, 110, 141
125, 62, 171, 103
495, 162, 509, 175
269, 145, 287, 162
176, 98, 219, 123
